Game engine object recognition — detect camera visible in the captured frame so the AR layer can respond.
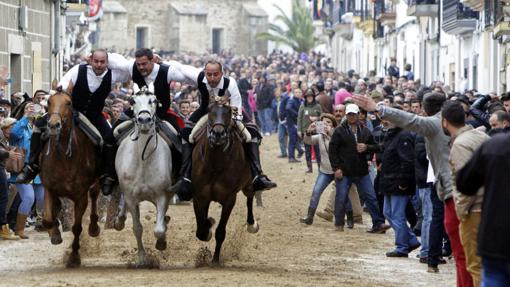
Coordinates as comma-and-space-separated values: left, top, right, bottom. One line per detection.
315, 121, 325, 134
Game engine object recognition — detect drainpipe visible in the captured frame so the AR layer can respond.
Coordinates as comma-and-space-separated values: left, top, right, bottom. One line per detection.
52, 0, 61, 55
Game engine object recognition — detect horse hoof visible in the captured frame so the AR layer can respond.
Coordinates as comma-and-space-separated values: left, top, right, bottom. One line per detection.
247, 221, 259, 234
155, 239, 167, 251
113, 218, 125, 231
50, 235, 63, 245
88, 224, 100, 237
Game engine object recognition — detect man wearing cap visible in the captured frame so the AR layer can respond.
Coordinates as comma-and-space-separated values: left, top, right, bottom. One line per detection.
329, 103, 390, 234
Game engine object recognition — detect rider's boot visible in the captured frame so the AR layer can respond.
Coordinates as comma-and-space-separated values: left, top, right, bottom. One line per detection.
100, 144, 117, 196
170, 142, 193, 201
245, 141, 277, 192
16, 132, 42, 184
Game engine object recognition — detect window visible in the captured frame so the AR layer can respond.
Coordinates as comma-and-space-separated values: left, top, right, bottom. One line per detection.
136, 27, 148, 49
212, 28, 223, 54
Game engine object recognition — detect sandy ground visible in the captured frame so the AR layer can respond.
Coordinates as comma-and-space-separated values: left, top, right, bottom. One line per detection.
0, 135, 456, 287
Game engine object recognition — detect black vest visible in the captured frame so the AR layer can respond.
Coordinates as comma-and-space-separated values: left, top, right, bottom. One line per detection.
72, 64, 112, 117
132, 64, 170, 119
189, 71, 230, 123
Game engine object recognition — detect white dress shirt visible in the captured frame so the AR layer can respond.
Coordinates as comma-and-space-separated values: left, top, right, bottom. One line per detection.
107, 53, 200, 86
108, 53, 242, 118
58, 64, 124, 92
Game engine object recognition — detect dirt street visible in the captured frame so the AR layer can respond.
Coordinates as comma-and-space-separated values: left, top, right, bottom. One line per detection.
0, 135, 455, 287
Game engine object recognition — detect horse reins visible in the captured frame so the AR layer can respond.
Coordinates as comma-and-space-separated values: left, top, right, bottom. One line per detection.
131, 110, 158, 161
45, 112, 74, 158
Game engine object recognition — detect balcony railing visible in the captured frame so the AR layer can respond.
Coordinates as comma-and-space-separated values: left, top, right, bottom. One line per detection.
407, 0, 439, 17
377, 1, 396, 27
442, 0, 479, 35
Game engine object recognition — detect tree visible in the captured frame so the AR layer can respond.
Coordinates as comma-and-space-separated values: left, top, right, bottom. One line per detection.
257, 0, 321, 53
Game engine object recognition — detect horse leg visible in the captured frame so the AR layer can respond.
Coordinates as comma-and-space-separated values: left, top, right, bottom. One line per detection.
212, 196, 236, 265
246, 195, 259, 234
127, 200, 146, 267
193, 199, 214, 242
154, 195, 170, 251
43, 191, 63, 245
113, 193, 127, 231
88, 185, 100, 237
67, 196, 87, 268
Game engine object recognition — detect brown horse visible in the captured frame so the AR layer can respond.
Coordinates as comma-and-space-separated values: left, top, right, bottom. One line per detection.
40, 91, 101, 268
192, 102, 260, 264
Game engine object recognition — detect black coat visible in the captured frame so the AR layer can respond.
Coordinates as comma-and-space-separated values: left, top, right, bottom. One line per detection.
379, 128, 415, 196
255, 83, 275, 110
457, 132, 510, 261
414, 134, 429, 188
329, 121, 378, 177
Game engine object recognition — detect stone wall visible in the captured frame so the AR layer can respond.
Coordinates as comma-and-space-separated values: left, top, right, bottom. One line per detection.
99, 0, 268, 56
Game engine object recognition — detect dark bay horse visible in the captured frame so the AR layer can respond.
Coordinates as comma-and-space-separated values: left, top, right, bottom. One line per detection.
40, 91, 101, 268
192, 100, 259, 264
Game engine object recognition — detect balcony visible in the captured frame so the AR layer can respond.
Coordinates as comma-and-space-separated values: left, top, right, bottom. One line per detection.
462, 0, 484, 12
360, 19, 375, 36
333, 22, 353, 40
494, 21, 510, 37
494, 5, 510, 37
442, 1, 479, 35
377, 11, 396, 27
407, 0, 439, 17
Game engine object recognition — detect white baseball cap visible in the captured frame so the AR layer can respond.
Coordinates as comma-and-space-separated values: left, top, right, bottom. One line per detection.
346, 104, 360, 114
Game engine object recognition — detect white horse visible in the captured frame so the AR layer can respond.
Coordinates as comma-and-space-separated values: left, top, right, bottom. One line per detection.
113, 83, 173, 267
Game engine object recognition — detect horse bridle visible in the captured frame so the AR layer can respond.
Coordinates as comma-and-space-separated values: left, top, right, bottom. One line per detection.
46, 111, 74, 157
130, 102, 158, 161
206, 106, 234, 152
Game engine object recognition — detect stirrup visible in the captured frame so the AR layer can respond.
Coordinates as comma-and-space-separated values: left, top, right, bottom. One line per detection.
15, 165, 39, 184
100, 176, 116, 196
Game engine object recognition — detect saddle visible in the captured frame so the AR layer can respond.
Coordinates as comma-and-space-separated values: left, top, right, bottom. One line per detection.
75, 112, 104, 148
113, 119, 182, 153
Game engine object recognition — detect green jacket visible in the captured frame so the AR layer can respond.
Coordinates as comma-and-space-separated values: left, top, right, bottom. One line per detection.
297, 103, 322, 134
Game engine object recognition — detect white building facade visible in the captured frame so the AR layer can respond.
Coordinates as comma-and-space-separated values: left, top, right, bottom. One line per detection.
325, 0, 510, 94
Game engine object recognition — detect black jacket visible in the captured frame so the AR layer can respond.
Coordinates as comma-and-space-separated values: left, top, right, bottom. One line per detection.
329, 121, 378, 177
457, 132, 510, 261
379, 128, 415, 196
414, 134, 430, 188
255, 83, 275, 110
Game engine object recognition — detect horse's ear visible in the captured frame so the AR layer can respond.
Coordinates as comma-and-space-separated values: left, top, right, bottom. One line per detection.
148, 82, 155, 94
133, 83, 140, 95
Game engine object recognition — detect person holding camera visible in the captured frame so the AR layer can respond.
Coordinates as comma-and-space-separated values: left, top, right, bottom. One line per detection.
300, 113, 353, 230
8, 103, 45, 239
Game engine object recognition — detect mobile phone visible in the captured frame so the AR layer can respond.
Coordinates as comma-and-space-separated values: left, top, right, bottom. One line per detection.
315, 121, 325, 134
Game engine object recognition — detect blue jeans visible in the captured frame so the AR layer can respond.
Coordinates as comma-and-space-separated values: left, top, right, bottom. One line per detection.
0, 168, 7, 225
383, 195, 420, 254
287, 121, 299, 159
277, 123, 288, 156
482, 257, 510, 287
428, 186, 445, 266
16, 183, 44, 215
418, 186, 433, 258
308, 172, 352, 225
257, 108, 273, 134
337, 175, 385, 229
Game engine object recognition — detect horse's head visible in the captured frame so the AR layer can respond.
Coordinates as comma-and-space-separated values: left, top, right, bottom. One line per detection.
207, 99, 232, 147
131, 83, 158, 133
47, 91, 72, 136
